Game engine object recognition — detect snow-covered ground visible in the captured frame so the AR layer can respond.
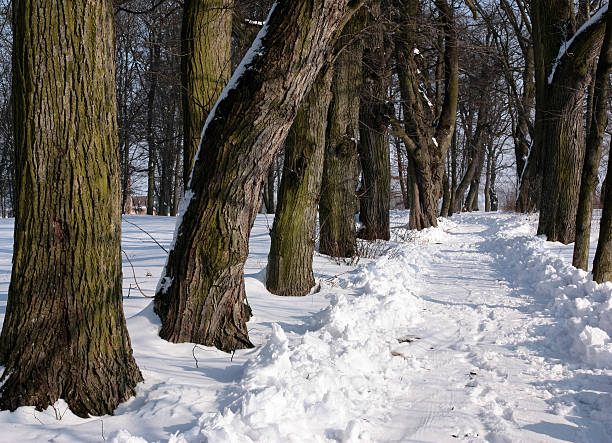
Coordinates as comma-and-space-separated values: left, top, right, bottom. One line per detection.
0, 211, 611, 442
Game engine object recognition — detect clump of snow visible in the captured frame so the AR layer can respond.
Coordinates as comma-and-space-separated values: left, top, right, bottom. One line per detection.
171, 243, 425, 441
489, 216, 612, 368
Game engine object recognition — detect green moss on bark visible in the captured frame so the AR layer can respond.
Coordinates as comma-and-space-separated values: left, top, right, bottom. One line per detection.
0, 0, 142, 417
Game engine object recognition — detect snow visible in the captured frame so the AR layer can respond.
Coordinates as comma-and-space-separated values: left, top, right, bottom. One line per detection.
1, 211, 612, 442
548, 3, 609, 84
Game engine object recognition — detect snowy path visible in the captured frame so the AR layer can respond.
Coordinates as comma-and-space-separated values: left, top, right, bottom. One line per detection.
1, 212, 612, 442
380, 214, 612, 442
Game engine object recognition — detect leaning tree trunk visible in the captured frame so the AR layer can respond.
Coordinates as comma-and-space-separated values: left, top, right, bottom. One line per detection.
154, 0, 364, 351
266, 68, 333, 297
573, 7, 612, 271
182, 0, 233, 186
319, 11, 365, 258
357, 1, 390, 241
0, 0, 142, 417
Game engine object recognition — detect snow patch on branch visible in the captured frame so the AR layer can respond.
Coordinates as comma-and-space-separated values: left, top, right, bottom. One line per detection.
245, 19, 265, 26
548, 3, 609, 85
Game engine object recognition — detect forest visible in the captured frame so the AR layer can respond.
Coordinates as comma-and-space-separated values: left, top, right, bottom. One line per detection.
0, 0, 612, 441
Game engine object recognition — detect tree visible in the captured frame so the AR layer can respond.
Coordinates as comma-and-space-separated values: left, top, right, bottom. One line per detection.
0, 0, 142, 416
357, 1, 390, 241
266, 68, 334, 297
154, 0, 365, 351
391, 0, 458, 230
577, 6, 612, 273
319, 11, 366, 258
532, 2, 607, 243
182, 0, 233, 185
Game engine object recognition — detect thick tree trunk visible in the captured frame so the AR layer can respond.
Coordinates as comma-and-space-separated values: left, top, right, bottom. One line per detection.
574, 8, 612, 270
357, 1, 390, 241
267, 69, 333, 297
0, 0, 142, 417
533, 2, 606, 243
154, 0, 364, 351
182, 0, 233, 186
319, 12, 365, 258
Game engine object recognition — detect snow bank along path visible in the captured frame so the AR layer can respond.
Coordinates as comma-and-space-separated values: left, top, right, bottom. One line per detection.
0, 212, 611, 442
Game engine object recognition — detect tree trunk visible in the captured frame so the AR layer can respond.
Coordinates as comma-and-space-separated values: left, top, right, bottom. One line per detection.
573, 7, 612, 271
182, 0, 233, 186
146, 32, 160, 216
484, 148, 492, 212
593, 155, 612, 282
440, 171, 450, 217
267, 68, 333, 297
357, 1, 390, 241
171, 147, 181, 216
263, 165, 275, 213
392, 0, 458, 230
154, 0, 364, 351
319, 11, 365, 258
532, 2, 607, 243
465, 141, 485, 211
395, 136, 409, 209
448, 128, 456, 216
0, 0, 142, 417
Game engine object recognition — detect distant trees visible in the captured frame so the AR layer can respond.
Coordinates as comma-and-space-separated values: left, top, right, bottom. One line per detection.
0, 0, 141, 416
391, 0, 458, 230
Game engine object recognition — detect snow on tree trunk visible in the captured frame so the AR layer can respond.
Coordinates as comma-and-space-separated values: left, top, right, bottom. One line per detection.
154, 0, 365, 351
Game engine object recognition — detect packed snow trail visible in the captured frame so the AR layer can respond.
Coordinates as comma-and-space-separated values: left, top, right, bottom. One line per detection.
1, 212, 611, 442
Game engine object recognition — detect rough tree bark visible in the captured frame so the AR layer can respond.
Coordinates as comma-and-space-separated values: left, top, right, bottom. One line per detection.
532, 2, 607, 243
154, 0, 364, 351
574, 7, 612, 271
0, 0, 142, 417
357, 1, 390, 241
391, 0, 458, 230
266, 68, 334, 297
593, 157, 612, 282
182, 0, 233, 186
319, 11, 366, 257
